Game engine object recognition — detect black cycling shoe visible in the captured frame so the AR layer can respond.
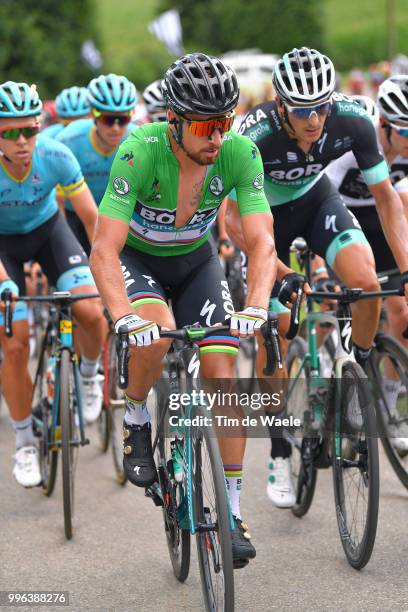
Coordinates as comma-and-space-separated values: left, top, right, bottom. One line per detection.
231, 516, 256, 569
123, 422, 157, 487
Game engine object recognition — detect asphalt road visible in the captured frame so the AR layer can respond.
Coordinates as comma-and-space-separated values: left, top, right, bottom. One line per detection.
1, 402, 408, 612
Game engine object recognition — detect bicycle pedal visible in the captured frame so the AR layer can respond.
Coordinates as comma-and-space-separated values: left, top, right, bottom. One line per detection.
233, 558, 249, 570
145, 482, 163, 506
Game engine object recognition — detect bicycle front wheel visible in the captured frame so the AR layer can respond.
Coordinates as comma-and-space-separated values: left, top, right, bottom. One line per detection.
60, 349, 79, 540
156, 398, 190, 582
192, 405, 234, 612
286, 337, 317, 518
370, 334, 408, 489
332, 361, 379, 569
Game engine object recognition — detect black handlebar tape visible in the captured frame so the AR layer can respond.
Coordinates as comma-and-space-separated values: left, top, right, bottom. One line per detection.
286, 284, 304, 340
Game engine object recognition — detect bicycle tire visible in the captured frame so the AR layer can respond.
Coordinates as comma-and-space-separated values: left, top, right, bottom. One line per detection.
97, 336, 112, 453
332, 360, 379, 570
286, 337, 318, 518
193, 405, 234, 612
60, 349, 77, 540
105, 332, 127, 485
370, 334, 408, 489
236, 337, 256, 394
33, 344, 58, 497
156, 398, 190, 582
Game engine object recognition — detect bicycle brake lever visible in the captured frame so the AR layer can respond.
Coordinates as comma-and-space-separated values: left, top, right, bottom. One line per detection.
261, 313, 282, 375
1, 289, 13, 338
286, 283, 304, 340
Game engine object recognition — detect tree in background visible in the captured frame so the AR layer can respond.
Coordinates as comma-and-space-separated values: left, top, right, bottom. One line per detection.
0, 0, 101, 99
157, 0, 323, 56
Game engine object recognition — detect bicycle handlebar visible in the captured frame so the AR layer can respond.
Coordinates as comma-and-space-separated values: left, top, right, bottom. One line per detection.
287, 285, 408, 340
1, 289, 99, 338
116, 314, 283, 389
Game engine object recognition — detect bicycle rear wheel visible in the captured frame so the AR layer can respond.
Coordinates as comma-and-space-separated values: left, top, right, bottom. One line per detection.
60, 349, 79, 540
286, 337, 318, 518
370, 334, 408, 489
155, 398, 190, 582
192, 405, 234, 612
332, 361, 379, 569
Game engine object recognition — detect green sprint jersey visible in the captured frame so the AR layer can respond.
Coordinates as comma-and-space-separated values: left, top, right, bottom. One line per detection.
99, 122, 269, 256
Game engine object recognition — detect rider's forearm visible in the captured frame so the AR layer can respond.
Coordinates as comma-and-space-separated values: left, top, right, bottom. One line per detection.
225, 198, 247, 252
376, 190, 408, 272
245, 238, 277, 309
89, 245, 132, 322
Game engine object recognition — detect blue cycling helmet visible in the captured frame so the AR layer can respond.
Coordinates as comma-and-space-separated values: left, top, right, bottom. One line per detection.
0, 81, 42, 117
55, 86, 90, 118
87, 74, 137, 112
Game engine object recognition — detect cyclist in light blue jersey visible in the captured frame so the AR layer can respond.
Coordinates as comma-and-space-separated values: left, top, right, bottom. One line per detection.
56, 74, 138, 254
0, 81, 106, 487
41, 86, 91, 139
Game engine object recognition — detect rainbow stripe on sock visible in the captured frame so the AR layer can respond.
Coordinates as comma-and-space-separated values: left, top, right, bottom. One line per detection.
223, 464, 243, 478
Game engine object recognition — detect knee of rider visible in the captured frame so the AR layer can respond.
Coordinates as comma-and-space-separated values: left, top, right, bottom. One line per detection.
3, 335, 29, 363
73, 301, 105, 328
201, 356, 235, 380
387, 298, 408, 322
348, 267, 380, 293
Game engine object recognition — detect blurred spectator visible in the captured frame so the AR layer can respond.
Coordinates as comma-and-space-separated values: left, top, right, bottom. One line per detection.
349, 68, 366, 95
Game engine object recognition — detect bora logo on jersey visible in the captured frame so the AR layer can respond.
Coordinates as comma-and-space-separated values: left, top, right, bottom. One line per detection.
113, 176, 130, 195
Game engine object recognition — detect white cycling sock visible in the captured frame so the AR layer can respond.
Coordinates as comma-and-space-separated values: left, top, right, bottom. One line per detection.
11, 415, 35, 450
224, 465, 243, 520
80, 355, 99, 378
382, 377, 401, 414
124, 395, 150, 426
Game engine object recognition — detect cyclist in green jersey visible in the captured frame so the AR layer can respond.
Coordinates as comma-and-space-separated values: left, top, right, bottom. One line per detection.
90, 53, 277, 566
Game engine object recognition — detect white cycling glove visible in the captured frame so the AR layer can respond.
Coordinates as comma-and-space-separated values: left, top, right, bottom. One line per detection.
115, 313, 160, 347
230, 306, 267, 336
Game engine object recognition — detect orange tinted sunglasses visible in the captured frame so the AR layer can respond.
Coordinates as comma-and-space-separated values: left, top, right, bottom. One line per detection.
181, 112, 235, 137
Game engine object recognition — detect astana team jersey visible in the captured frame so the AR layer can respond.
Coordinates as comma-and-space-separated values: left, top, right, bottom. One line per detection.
99, 121, 269, 256
235, 93, 390, 206
56, 119, 137, 208
0, 135, 85, 234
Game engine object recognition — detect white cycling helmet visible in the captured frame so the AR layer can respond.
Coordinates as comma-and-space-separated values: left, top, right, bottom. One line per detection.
142, 80, 166, 120
377, 75, 408, 125
351, 95, 380, 123
273, 47, 335, 107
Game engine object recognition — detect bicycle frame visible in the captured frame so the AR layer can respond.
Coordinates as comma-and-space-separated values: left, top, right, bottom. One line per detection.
32, 297, 87, 449
155, 341, 235, 536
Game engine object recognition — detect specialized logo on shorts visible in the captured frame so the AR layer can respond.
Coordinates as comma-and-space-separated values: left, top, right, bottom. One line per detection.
113, 176, 130, 195
209, 175, 224, 196
252, 173, 264, 190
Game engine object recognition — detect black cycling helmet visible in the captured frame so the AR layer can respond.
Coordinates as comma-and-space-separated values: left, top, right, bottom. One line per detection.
162, 52, 239, 116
